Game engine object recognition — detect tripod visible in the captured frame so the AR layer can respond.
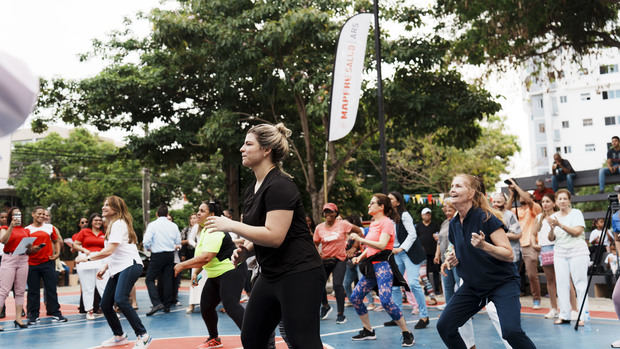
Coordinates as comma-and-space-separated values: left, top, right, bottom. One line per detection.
576, 194, 619, 330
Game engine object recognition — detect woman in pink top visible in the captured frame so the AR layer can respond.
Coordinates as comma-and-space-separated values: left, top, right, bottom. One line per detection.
348, 194, 414, 346
313, 202, 362, 324
0, 207, 42, 330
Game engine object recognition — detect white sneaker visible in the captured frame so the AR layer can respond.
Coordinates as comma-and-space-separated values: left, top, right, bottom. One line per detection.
611, 339, 620, 348
544, 309, 557, 319
571, 310, 579, 321
86, 311, 95, 320
134, 333, 152, 349
101, 333, 129, 347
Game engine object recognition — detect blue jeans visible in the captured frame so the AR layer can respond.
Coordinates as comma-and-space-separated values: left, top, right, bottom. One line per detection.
599, 164, 620, 192
344, 263, 373, 304
552, 172, 575, 194
101, 262, 146, 337
391, 252, 429, 318
441, 265, 460, 304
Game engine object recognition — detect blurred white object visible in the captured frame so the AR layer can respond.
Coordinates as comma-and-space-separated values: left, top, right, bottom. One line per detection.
0, 51, 39, 136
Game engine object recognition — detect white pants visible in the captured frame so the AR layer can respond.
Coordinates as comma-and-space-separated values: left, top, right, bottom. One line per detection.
188, 270, 207, 305
76, 260, 109, 312
554, 254, 589, 321
487, 301, 513, 349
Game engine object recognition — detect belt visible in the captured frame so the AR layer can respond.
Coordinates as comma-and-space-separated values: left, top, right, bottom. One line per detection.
4, 252, 26, 256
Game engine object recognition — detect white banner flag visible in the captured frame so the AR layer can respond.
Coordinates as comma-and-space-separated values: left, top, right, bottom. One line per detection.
0, 51, 39, 136
328, 13, 373, 142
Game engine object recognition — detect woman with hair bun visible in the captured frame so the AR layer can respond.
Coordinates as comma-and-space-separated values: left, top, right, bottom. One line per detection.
436, 174, 535, 349
205, 123, 325, 349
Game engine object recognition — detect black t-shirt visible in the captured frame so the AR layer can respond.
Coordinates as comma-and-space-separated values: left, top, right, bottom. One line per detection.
416, 221, 440, 256
449, 207, 518, 296
242, 169, 322, 280
608, 147, 620, 165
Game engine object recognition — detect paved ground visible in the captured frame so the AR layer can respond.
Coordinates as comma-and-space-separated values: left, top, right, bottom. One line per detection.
1, 278, 618, 348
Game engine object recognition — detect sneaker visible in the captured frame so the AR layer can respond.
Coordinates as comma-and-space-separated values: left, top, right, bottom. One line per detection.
384, 319, 398, 327
86, 311, 95, 320
411, 307, 419, 315
571, 310, 579, 321
27, 318, 38, 325
52, 315, 68, 322
198, 336, 223, 349
402, 331, 415, 347
373, 305, 384, 312
611, 339, 620, 348
101, 333, 129, 347
320, 305, 332, 320
437, 303, 446, 310
414, 318, 430, 329
344, 300, 352, 307
352, 327, 376, 341
532, 300, 541, 309
336, 314, 347, 324
134, 333, 152, 349
366, 304, 376, 311
544, 309, 557, 319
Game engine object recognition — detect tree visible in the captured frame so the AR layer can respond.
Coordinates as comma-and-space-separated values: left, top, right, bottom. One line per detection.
8, 128, 221, 247
387, 116, 520, 193
35, 0, 502, 221
434, 0, 620, 67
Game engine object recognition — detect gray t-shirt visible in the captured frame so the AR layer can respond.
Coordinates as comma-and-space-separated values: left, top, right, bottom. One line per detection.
502, 210, 522, 263
438, 219, 451, 262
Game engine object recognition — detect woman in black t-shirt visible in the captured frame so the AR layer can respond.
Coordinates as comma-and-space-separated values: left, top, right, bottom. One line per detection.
436, 174, 536, 349
205, 123, 324, 349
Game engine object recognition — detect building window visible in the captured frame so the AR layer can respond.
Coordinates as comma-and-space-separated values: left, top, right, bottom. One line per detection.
603, 90, 617, 100
554, 130, 560, 141
600, 64, 619, 74
580, 92, 591, 101
540, 147, 548, 158
561, 121, 569, 128
560, 96, 567, 103
605, 116, 617, 125
538, 99, 543, 108
585, 144, 596, 152
564, 146, 572, 153
556, 147, 561, 153
538, 123, 545, 133
583, 118, 593, 126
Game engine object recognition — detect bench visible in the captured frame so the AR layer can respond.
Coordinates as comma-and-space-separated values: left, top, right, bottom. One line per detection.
507, 169, 620, 220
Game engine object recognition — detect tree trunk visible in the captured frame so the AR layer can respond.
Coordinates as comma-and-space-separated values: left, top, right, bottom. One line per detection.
225, 162, 240, 221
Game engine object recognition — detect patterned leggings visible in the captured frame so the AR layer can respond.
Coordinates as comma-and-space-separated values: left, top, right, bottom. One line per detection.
351, 261, 403, 321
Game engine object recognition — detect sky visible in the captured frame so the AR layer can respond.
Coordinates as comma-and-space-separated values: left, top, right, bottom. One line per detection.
0, 0, 530, 178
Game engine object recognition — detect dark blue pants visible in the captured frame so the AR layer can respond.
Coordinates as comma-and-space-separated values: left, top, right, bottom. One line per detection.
146, 251, 174, 307
436, 280, 536, 349
27, 260, 61, 319
101, 262, 146, 337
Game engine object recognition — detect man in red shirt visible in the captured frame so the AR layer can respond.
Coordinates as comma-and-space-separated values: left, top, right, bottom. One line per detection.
25, 206, 67, 324
532, 178, 554, 204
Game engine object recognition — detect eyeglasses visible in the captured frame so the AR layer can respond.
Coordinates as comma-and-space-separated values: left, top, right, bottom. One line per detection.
80, 221, 88, 224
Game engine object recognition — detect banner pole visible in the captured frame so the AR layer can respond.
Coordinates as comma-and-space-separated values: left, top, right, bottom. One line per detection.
373, 0, 388, 194
324, 141, 328, 205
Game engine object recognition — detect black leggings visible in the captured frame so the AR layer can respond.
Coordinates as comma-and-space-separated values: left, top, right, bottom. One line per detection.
241, 266, 325, 349
321, 258, 346, 314
201, 265, 246, 338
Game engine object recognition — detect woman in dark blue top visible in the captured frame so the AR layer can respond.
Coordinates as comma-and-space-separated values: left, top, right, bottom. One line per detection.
436, 174, 536, 349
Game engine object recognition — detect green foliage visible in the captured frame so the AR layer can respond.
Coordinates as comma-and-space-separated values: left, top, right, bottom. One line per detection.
35, 0, 506, 221
9, 129, 144, 241
434, 0, 620, 68
387, 116, 520, 193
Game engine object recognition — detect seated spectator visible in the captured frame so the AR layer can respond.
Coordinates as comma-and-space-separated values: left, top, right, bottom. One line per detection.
589, 217, 613, 254
605, 243, 618, 275
533, 178, 554, 204
599, 136, 620, 193
551, 153, 576, 194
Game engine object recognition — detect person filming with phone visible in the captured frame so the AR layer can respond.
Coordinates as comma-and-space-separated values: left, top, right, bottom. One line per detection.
0, 207, 44, 330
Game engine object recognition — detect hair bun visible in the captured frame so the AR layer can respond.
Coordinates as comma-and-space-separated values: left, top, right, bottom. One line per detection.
274, 123, 292, 138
